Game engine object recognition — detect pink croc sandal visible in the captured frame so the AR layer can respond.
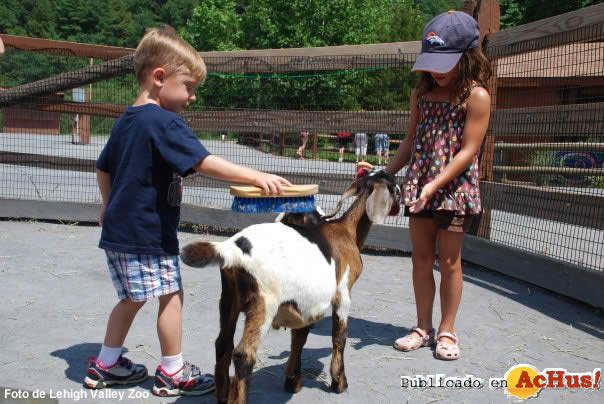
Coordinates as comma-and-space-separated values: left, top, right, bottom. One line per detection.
435, 332, 460, 360
394, 327, 435, 352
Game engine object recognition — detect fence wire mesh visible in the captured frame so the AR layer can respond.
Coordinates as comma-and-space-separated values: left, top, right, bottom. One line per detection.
0, 21, 603, 271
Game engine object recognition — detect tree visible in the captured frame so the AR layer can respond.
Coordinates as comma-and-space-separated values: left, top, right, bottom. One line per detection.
412, 0, 464, 19
499, 0, 524, 29
181, 0, 241, 51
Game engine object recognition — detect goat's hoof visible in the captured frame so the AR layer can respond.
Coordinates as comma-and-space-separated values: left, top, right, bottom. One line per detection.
330, 376, 348, 393
284, 375, 303, 393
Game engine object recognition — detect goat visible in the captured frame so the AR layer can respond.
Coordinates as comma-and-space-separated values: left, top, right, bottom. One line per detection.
180, 170, 400, 404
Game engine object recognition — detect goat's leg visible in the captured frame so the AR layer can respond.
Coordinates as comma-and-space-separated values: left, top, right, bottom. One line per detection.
228, 297, 266, 404
283, 326, 311, 393
330, 311, 349, 393
215, 273, 239, 404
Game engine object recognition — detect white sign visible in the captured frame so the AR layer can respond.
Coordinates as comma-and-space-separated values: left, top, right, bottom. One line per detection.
73, 88, 86, 102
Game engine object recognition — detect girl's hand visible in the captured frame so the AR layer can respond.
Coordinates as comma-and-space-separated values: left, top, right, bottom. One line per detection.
253, 173, 292, 195
408, 182, 438, 213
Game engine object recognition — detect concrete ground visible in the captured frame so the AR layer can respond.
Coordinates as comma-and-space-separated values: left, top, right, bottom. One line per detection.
0, 220, 603, 404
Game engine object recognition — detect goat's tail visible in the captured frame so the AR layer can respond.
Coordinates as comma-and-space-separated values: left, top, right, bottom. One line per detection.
180, 241, 223, 268
180, 240, 248, 269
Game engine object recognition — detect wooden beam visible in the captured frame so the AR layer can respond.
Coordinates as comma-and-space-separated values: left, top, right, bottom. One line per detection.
489, 102, 604, 137
201, 42, 420, 73
497, 77, 604, 87
494, 142, 604, 151
0, 34, 133, 60
480, 181, 604, 230
492, 166, 604, 175
0, 55, 135, 107
1, 33, 420, 72
183, 110, 410, 134
484, 3, 604, 58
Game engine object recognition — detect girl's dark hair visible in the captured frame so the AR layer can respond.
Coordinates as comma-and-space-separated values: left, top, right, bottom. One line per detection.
415, 47, 492, 104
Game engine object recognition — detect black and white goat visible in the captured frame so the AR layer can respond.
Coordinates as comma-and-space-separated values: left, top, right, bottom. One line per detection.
180, 170, 400, 404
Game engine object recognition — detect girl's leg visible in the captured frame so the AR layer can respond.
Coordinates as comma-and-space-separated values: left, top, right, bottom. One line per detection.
103, 299, 146, 348
436, 230, 464, 342
409, 217, 438, 332
339, 147, 344, 162
158, 291, 184, 356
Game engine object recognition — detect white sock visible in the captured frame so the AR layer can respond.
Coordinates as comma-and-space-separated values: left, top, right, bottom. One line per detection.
97, 345, 122, 368
161, 353, 184, 376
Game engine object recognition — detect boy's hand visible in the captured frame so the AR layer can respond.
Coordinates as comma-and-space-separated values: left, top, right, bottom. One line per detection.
99, 203, 107, 227
253, 173, 292, 195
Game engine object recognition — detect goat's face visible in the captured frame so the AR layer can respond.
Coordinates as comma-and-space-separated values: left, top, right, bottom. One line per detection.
328, 170, 401, 224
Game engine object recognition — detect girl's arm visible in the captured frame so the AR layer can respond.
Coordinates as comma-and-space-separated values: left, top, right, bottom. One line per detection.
194, 155, 292, 195
409, 87, 491, 212
385, 90, 420, 175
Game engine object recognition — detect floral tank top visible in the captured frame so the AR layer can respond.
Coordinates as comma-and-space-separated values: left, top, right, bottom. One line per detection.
402, 97, 481, 215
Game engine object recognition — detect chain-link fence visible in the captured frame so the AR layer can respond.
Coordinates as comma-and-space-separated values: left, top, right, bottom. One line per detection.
1, 5, 603, 272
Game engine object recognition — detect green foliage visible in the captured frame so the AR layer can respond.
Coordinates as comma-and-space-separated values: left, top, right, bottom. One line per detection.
412, 0, 464, 19
182, 0, 241, 51
1, 0, 602, 123
500, 0, 603, 28
499, 0, 524, 29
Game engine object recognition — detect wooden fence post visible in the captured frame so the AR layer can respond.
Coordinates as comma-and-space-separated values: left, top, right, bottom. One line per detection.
466, 0, 500, 238
312, 132, 318, 158
279, 134, 285, 156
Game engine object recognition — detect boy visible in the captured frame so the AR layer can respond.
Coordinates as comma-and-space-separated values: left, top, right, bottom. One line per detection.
84, 28, 291, 396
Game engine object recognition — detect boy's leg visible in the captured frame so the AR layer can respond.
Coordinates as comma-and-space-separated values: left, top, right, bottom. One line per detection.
157, 291, 183, 356
153, 291, 214, 396
85, 299, 148, 389
104, 299, 146, 350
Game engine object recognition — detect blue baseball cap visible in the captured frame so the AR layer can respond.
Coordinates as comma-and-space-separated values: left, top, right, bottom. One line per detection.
412, 10, 480, 74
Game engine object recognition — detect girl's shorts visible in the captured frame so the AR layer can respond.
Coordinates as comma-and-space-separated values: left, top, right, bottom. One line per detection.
404, 207, 475, 233
104, 250, 183, 302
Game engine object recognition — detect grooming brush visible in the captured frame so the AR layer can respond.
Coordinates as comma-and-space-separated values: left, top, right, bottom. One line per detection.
230, 184, 319, 213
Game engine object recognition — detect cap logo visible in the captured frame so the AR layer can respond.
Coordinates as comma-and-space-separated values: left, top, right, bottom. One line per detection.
425, 32, 445, 47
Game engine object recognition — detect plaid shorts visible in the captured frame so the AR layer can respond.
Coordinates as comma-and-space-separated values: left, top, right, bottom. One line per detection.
104, 250, 183, 302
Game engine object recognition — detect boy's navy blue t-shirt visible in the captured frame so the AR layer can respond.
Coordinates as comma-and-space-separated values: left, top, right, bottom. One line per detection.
96, 103, 210, 255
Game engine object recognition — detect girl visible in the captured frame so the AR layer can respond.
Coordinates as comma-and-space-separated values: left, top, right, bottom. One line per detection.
385, 10, 492, 360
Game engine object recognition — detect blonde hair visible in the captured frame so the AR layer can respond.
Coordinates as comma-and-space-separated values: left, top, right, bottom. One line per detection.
134, 27, 206, 85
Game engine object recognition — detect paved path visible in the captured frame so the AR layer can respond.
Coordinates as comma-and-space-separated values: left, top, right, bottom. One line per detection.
0, 220, 602, 403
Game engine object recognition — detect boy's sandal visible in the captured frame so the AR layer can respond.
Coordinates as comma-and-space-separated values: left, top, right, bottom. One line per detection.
434, 332, 460, 360
393, 327, 435, 352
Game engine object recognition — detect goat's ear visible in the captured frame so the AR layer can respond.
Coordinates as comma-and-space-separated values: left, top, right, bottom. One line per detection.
366, 183, 393, 224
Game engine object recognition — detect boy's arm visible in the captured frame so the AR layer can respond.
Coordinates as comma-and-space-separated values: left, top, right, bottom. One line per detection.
194, 155, 292, 195
96, 168, 111, 226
